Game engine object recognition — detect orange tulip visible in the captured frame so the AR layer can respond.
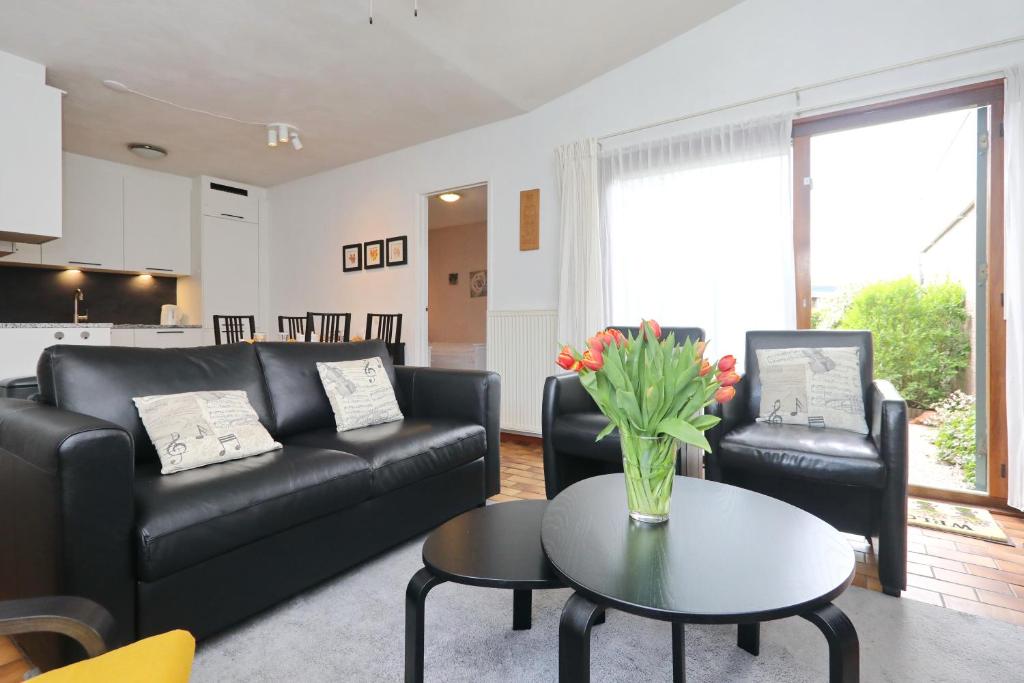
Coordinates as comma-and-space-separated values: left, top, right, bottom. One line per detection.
699, 359, 712, 377
642, 319, 662, 340
717, 355, 736, 372
716, 370, 741, 387
606, 328, 626, 346
715, 385, 736, 403
556, 346, 580, 371
581, 349, 603, 371
694, 340, 707, 358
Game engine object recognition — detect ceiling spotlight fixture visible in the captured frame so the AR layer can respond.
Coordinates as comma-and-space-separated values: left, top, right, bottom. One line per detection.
290, 130, 303, 151
267, 123, 301, 151
438, 192, 461, 203
369, 0, 420, 24
267, 127, 278, 147
127, 143, 168, 160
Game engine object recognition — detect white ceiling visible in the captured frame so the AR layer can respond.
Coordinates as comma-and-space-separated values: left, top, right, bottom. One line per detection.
0, 0, 739, 187
428, 185, 487, 229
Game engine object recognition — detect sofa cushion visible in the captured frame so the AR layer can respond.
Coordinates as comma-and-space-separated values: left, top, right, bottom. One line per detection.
36, 344, 272, 464
255, 341, 400, 438
283, 419, 486, 495
551, 412, 621, 462
719, 422, 885, 488
134, 444, 371, 581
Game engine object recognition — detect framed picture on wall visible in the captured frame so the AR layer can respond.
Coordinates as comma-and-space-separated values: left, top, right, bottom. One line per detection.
343, 243, 362, 272
385, 236, 408, 266
364, 240, 384, 269
469, 270, 487, 298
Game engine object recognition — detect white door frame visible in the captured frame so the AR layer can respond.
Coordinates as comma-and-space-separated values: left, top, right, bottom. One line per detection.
417, 181, 492, 367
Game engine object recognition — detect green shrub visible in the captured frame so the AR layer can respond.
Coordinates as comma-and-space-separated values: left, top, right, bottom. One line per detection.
932, 391, 977, 488
837, 277, 970, 408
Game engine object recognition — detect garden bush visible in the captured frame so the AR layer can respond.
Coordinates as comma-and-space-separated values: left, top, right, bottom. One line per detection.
836, 277, 970, 408
932, 391, 977, 487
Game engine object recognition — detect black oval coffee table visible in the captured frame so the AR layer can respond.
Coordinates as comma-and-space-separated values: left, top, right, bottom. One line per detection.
542, 474, 858, 682
406, 500, 586, 683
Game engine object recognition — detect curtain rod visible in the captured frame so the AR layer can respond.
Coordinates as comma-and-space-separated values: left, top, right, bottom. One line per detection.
598, 33, 1024, 143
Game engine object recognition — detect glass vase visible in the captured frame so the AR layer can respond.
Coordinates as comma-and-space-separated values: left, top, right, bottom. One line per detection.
620, 432, 679, 524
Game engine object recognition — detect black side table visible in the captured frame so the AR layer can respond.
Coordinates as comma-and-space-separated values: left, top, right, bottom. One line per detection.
406, 500, 583, 683
542, 475, 859, 683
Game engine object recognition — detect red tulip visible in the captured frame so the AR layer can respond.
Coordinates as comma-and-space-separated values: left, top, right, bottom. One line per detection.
715, 386, 736, 403
581, 349, 604, 371
642, 319, 662, 340
556, 346, 581, 371
717, 370, 741, 387
717, 355, 736, 372
606, 328, 626, 346
699, 359, 712, 377
588, 331, 615, 354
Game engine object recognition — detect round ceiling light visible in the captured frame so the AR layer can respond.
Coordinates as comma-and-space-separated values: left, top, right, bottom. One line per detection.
438, 193, 461, 203
127, 143, 168, 160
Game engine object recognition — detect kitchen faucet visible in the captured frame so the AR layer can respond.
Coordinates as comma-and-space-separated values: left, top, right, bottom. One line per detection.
73, 288, 88, 323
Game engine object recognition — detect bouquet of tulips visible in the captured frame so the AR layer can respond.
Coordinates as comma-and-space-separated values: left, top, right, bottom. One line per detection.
555, 320, 740, 521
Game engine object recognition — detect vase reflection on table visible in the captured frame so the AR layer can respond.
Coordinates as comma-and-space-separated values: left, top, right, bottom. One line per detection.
556, 320, 740, 524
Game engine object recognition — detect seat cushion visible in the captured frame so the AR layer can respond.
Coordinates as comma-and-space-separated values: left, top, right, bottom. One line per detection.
719, 422, 886, 488
551, 412, 621, 462
283, 419, 486, 495
134, 444, 371, 581
254, 340, 400, 438
36, 630, 194, 683
36, 343, 272, 464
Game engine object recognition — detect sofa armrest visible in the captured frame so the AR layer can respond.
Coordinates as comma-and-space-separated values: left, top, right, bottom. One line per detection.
394, 367, 501, 497
869, 379, 909, 594
541, 374, 601, 497
0, 398, 136, 660
704, 379, 752, 481
0, 596, 116, 659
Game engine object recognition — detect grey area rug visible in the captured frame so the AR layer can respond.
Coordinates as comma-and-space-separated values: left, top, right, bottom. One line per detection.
194, 537, 1024, 682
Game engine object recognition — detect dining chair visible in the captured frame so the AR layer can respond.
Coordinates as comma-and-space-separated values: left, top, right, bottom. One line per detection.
278, 315, 307, 341
365, 313, 403, 344
305, 312, 352, 343
212, 315, 256, 345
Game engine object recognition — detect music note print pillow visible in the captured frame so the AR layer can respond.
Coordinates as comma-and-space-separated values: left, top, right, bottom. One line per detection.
133, 390, 282, 474
317, 357, 404, 432
755, 347, 869, 434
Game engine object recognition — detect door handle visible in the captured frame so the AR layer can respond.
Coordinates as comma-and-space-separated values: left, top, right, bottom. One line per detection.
68, 260, 102, 266
156, 330, 184, 334
220, 213, 244, 220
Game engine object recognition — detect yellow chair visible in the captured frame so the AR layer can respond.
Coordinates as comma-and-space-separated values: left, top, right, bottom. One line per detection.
0, 597, 194, 682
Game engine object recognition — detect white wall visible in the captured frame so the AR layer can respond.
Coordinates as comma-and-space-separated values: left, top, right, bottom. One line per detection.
268, 0, 1024, 368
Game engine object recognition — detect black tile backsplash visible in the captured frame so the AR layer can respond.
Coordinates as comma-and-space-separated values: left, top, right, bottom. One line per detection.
0, 266, 177, 324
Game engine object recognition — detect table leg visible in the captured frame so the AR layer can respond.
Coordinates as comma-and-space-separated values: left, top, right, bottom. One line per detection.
801, 603, 859, 683
738, 622, 760, 656
559, 592, 604, 682
405, 567, 446, 683
672, 622, 686, 683
513, 589, 532, 630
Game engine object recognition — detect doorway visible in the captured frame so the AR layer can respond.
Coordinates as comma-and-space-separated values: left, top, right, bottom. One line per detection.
793, 82, 1006, 501
425, 184, 488, 370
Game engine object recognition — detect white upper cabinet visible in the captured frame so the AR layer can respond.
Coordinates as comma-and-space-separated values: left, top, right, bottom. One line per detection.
124, 167, 191, 275
0, 242, 43, 264
200, 215, 260, 318
0, 52, 62, 243
200, 177, 259, 223
44, 153, 125, 270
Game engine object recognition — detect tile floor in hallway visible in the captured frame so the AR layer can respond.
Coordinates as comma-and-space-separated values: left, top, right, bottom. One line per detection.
495, 436, 1024, 627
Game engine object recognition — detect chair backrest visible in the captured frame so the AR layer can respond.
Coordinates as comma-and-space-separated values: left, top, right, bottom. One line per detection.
365, 313, 403, 344
278, 315, 306, 340
213, 315, 256, 345
305, 312, 352, 343
611, 326, 705, 346
744, 330, 874, 420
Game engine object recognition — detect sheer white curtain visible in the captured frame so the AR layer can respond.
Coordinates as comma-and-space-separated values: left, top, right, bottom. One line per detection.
601, 116, 796, 364
556, 139, 605, 345
1005, 65, 1024, 510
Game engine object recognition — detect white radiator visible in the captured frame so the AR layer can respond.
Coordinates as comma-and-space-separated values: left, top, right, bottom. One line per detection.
487, 310, 558, 434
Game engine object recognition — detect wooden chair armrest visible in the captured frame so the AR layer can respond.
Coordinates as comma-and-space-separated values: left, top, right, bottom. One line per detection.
0, 597, 116, 658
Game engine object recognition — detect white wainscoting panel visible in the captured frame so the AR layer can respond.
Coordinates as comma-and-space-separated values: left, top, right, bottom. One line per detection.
487, 310, 558, 434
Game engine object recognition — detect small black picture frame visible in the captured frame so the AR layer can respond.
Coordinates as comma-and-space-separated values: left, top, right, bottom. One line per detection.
364, 239, 385, 269
385, 235, 408, 266
343, 243, 362, 272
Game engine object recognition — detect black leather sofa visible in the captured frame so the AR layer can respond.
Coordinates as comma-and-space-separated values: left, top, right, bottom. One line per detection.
705, 330, 908, 596
0, 340, 499, 667
541, 326, 704, 498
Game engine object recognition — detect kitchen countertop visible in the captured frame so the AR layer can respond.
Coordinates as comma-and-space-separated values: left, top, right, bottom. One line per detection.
0, 323, 201, 329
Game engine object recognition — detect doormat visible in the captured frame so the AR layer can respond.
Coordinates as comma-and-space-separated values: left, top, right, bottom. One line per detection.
908, 498, 1012, 545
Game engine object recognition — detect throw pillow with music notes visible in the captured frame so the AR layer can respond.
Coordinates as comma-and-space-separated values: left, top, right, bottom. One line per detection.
133, 390, 282, 474
317, 357, 404, 432
755, 347, 868, 434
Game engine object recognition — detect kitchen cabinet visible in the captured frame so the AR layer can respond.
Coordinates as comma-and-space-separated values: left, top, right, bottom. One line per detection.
0, 242, 42, 264
199, 215, 259, 322
43, 154, 125, 270
126, 328, 203, 348
124, 168, 191, 275
0, 52, 62, 244
200, 177, 259, 223
0, 326, 111, 380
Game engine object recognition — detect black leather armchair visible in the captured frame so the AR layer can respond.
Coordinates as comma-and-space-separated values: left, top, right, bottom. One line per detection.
705, 330, 908, 596
541, 326, 705, 498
